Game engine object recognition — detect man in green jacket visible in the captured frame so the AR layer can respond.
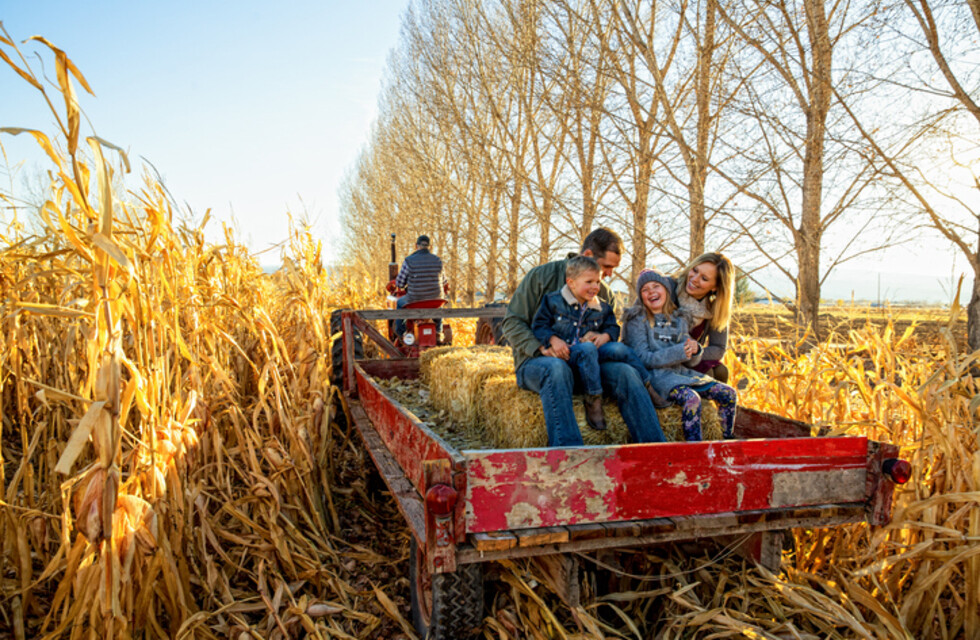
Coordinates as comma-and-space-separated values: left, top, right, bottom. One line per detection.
501, 228, 666, 446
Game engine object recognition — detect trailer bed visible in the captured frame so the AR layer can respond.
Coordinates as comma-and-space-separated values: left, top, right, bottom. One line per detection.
348, 357, 898, 565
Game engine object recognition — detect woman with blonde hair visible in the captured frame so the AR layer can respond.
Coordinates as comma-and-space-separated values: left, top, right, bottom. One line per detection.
672, 253, 735, 383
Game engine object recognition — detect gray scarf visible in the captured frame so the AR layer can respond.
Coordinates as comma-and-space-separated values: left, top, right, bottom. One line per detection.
677, 289, 712, 324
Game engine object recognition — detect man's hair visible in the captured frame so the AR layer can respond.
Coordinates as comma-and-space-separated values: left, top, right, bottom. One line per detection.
565, 255, 601, 280
581, 228, 622, 257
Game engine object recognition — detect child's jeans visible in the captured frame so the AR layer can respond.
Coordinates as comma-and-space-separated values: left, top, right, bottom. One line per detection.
568, 341, 653, 396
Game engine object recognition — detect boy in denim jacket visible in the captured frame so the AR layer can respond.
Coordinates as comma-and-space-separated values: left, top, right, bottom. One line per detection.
532, 256, 666, 431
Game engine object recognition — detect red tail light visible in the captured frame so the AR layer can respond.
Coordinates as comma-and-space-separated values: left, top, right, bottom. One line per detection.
425, 483, 457, 516
882, 458, 911, 484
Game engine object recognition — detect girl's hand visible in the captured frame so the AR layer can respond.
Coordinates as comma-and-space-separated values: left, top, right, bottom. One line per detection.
683, 338, 699, 358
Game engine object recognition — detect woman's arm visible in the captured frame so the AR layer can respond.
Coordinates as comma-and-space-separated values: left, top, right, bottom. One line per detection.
700, 324, 728, 362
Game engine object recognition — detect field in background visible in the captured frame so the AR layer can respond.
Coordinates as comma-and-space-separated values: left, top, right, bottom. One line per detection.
2, 199, 978, 637
734, 303, 970, 352
1, 34, 978, 640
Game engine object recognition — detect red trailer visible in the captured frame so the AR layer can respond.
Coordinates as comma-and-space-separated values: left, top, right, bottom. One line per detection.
336, 307, 910, 639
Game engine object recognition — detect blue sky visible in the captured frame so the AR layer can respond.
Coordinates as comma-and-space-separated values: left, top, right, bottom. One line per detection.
0, 2, 969, 303
1, 0, 409, 257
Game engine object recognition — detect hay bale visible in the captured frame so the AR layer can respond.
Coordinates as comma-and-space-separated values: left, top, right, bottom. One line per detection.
419, 345, 510, 384
425, 347, 723, 448
423, 346, 513, 426
474, 375, 722, 448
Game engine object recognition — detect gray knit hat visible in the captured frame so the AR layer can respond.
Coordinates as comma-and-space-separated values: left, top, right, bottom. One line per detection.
635, 268, 675, 298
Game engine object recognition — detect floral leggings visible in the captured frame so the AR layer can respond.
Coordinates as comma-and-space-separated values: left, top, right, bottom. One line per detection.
667, 383, 737, 441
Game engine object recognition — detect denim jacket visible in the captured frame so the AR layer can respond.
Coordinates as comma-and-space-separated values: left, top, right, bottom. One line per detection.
531, 285, 620, 350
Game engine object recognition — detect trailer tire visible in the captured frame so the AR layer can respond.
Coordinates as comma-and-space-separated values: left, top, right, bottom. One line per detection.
409, 536, 484, 639
329, 309, 363, 388
474, 302, 509, 346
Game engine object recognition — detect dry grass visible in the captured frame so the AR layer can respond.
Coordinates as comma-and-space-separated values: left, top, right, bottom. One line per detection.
2, 30, 978, 640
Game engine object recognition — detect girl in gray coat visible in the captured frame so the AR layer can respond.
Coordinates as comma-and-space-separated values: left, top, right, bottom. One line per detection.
621, 269, 737, 441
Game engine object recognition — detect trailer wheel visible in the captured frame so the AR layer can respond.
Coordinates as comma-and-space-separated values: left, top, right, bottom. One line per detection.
409, 537, 484, 639
329, 309, 363, 388
474, 302, 508, 346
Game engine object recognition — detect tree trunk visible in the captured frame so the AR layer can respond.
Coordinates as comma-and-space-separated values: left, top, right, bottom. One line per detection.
968, 270, 980, 351
796, 0, 833, 337
689, 0, 716, 260
508, 181, 523, 294
485, 189, 500, 306
632, 139, 653, 284
538, 194, 552, 267
969, 232, 980, 350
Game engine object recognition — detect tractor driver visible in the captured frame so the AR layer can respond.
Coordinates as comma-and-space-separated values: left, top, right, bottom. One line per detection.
393, 235, 448, 338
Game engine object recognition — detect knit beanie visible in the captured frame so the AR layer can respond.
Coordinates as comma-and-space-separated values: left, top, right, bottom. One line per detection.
635, 268, 675, 298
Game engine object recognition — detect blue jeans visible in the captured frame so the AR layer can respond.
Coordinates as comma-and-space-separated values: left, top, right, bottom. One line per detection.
568, 342, 604, 396
517, 350, 665, 447
568, 341, 652, 396
595, 341, 654, 386
394, 295, 442, 337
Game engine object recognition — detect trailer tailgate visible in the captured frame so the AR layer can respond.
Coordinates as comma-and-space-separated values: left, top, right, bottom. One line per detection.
464, 437, 870, 533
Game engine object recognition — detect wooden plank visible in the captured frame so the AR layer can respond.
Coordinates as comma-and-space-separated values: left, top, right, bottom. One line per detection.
515, 526, 569, 548
634, 518, 677, 536
531, 555, 580, 607
566, 523, 608, 541
355, 364, 464, 500
425, 459, 457, 574
736, 510, 768, 525
601, 521, 641, 538
464, 437, 870, 533
342, 312, 357, 396
471, 531, 518, 552
734, 406, 812, 439
359, 358, 420, 380
347, 400, 425, 542
457, 503, 867, 564
357, 307, 506, 321
351, 314, 402, 358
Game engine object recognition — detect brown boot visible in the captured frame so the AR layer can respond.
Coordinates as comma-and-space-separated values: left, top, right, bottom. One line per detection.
646, 381, 670, 409
584, 394, 607, 431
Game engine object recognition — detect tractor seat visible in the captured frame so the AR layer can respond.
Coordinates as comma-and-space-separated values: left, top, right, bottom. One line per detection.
402, 299, 448, 309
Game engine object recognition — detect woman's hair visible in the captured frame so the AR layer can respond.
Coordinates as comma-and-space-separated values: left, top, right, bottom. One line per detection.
675, 252, 734, 331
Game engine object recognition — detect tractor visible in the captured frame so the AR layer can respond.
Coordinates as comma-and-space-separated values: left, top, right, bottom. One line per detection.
385, 234, 453, 357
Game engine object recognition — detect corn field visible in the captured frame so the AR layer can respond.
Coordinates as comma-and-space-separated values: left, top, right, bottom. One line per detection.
2, 30, 979, 640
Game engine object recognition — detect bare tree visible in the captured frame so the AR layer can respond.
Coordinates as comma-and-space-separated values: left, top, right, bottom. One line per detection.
841, 0, 980, 348
713, 0, 893, 334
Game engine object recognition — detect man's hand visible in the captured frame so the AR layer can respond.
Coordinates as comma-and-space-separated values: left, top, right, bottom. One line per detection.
583, 331, 611, 347
683, 338, 699, 358
545, 336, 570, 360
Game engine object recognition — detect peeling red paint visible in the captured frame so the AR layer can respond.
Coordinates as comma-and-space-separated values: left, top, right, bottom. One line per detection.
464, 438, 869, 533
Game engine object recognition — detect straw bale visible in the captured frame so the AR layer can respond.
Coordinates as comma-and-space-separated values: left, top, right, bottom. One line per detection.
472, 374, 722, 448
422, 347, 513, 426
419, 345, 510, 384
413, 345, 725, 448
